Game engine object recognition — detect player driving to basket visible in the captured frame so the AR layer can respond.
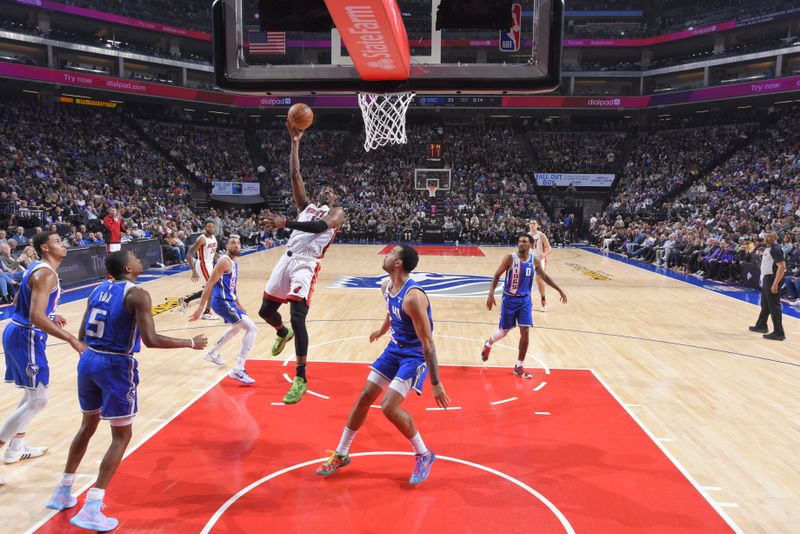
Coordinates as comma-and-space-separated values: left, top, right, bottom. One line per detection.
259, 122, 346, 404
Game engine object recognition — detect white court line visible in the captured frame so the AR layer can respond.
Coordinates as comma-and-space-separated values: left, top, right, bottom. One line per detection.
25, 373, 227, 534
701, 486, 723, 491
281, 335, 554, 376
624, 403, 642, 407
151, 419, 167, 422
280, 372, 330, 399
199, 451, 575, 534
490, 396, 518, 405
534, 381, 547, 392
191, 388, 206, 392
426, 406, 462, 411
370, 404, 381, 409
270, 402, 286, 406
716, 502, 740, 508
656, 437, 675, 442
590, 370, 744, 534
534, 412, 551, 415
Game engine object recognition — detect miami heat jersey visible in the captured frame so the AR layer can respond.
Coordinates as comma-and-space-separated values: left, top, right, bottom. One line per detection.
531, 231, 545, 258
503, 253, 535, 297
196, 234, 217, 279
286, 203, 336, 258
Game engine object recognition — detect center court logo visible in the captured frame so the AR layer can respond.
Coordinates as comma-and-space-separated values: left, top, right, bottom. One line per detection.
330, 272, 502, 298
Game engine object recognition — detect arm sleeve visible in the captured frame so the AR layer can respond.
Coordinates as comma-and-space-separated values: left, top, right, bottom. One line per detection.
285, 219, 329, 234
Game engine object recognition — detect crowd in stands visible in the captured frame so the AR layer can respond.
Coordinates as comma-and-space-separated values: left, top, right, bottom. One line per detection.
595, 106, 800, 297
141, 121, 256, 184
607, 123, 754, 215
527, 131, 626, 174
3, 94, 799, 298
61, 0, 211, 32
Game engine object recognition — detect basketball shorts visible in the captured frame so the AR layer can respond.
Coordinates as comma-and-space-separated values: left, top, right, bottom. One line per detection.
194, 259, 213, 282
77, 349, 139, 420
499, 295, 533, 329
264, 252, 322, 305
369, 341, 429, 397
3, 322, 49, 389
534, 256, 546, 273
211, 298, 245, 325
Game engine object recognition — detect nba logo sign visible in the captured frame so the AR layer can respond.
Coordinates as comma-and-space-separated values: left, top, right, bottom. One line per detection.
499, 3, 522, 52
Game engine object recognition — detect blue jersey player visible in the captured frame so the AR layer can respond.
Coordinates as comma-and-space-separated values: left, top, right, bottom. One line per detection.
47, 251, 208, 531
481, 233, 567, 378
0, 231, 87, 486
190, 234, 258, 384
316, 245, 449, 485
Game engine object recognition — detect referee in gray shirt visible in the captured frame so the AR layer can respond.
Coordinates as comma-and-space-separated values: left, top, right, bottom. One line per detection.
750, 231, 786, 340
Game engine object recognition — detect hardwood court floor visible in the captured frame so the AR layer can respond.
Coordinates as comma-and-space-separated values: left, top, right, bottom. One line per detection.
1, 245, 798, 533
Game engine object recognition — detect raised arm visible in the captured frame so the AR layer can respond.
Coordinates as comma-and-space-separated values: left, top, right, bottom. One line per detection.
486, 254, 512, 310
127, 287, 207, 350
404, 288, 449, 408
288, 124, 310, 210
190, 257, 231, 322
28, 269, 86, 354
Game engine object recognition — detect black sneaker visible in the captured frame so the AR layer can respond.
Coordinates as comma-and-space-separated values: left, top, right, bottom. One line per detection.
748, 326, 768, 333
763, 332, 785, 341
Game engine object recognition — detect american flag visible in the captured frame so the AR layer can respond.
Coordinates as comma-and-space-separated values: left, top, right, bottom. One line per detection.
248, 30, 286, 54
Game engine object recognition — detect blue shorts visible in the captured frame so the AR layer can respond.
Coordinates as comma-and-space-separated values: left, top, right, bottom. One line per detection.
499, 294, 533, 330
211, 298, 245, 325
370, 341, 428, 395
3, 322, 49, 389
77, 349, 139, 420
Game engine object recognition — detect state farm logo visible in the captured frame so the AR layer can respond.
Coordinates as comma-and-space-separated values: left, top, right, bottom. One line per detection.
345, 5, 396, 70
587, 98, 622, 107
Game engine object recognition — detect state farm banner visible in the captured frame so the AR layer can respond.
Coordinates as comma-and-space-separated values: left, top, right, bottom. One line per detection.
212, 182, 260, 196
534, 173, 615, 187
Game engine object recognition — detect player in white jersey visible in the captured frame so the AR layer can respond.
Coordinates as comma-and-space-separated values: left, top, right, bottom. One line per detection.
182, 220, 218, 320
529, 219, 553, 312
260, 122, 346, 404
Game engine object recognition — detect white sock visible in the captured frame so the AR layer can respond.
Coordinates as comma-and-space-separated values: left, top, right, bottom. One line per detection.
516, 359, 525, 366
236, 317, 257, 371
488, 329, 509, 345
409, 432, 427, 455
9, 435, 25, 452
60, 473, 76, 487
87, 487, 105, 502
336, 427, 357, 456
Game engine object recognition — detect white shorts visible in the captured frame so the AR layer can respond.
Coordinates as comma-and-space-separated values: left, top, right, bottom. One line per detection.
194, 259, 213, 282
535, 256, 546, 273
264, 253, 322, 305
108, 243, 122, 252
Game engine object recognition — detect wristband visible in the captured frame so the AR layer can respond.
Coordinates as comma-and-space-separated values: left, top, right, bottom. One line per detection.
190, 338, 195, 349
431, 380, 439, 386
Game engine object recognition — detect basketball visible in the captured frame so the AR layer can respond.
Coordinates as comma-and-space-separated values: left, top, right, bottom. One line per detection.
288, 103, 314, 130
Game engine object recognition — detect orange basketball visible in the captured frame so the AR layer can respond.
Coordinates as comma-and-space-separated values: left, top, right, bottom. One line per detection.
287, 103, 314, 130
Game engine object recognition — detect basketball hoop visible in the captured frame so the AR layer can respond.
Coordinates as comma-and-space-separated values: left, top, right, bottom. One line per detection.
358, 92, 415, 152
426, 182, 438, 198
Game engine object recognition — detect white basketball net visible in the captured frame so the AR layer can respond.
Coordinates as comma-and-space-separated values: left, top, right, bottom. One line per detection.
358, 92, 415, 152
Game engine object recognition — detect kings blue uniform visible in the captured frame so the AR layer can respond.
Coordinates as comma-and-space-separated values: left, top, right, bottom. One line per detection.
3, 262, 60, 389
210, 255, 245, 324
370, 279, 433, 396
77, 280, 142, 420
499, 253, 535, 329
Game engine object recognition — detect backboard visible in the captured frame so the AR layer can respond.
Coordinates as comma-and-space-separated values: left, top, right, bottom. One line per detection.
212, 0, 563, 95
